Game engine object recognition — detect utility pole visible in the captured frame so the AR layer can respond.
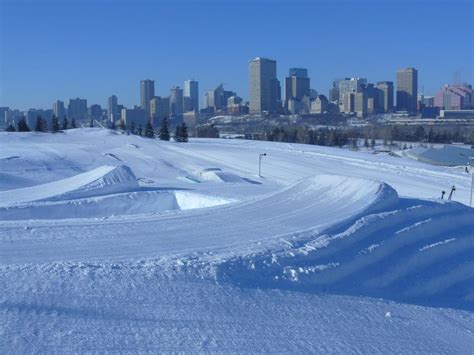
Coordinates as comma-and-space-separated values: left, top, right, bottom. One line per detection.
259, 153, 267, 177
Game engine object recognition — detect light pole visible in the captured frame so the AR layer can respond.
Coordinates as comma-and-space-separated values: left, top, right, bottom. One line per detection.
259, 153, 267, 177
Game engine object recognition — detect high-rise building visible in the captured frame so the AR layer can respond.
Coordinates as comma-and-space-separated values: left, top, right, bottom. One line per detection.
121, 106, 146, 128
150, 96, 170, 123
170, 86, 184, 119
434, 83, 473, 110
249, 57, 279, 115
396, 68, 418, 113
89, 104, 102, 121
184, 80, 199, 112
354, 91, 368, 117
375, 81, 394, 113
140, 79, 155, 120
329, 79, 347, 103
53, 100, 66, 119
338, 78, 367, 113
107, 95, 119, 121
285, 68, 310, 108
26, 109, 53, 129
68, 98, 88, 122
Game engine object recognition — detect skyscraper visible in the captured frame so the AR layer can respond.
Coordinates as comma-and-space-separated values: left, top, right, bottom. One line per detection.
68, 98, 88, 122
285, 68, 310, 107
170, 86, 184, 119
184, 80, 199, 112
249, 57, 279, 115
107, 95, 119, 121
375, 81, 394, 113
53, 100, 65, 119
396, 68, 418, 113
140, 79, 155, 120
338, 78, 367, 113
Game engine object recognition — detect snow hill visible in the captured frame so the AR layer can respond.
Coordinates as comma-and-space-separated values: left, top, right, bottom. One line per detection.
0, 129, 473, 353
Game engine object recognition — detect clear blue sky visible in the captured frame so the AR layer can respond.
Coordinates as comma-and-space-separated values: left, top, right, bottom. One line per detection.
1, 0, 472, 110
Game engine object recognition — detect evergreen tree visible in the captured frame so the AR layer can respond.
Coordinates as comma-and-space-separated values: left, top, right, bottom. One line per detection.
130, 121, 136, 134
370, 137, 376, 149
364, 137, 369, 149
90, 118, 94, 128
159, 117, 170, 141
35, 116, 45, 132
51, 115, 60, 132
6, 124, 16, 132
17, 117, 30, 132
181, 122, 188, 142
174, 124, 182, 142
71, 117, 77, 129
144, 122, 155, 138
62, 117, 68, 130
138, 125, 143, 136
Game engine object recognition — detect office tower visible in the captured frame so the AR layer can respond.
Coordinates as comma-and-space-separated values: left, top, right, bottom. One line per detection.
89, 104, 102, 121
338, 78, 367, 113
375, 81, 394, 113
310, 95, 329, 114
285, 68, 310, 106
150, 96, 170, 123
121, 106, 146, 128
249, 57, 279, 114
354, 92, 368, 117
0, 107, 8, 128
140, 79, 155, 120
26, 109, 53, 129
68, 98, 88, 122
108, 95, 119, 121
329, 79, 347, 103
184, 80, 199, 112
170, 86, 184, 119
53, 100, 66, 119
434, 83, 473, 110
396, 68, 418, 113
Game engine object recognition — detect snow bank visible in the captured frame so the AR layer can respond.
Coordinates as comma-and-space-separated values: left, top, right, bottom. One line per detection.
198, 168, 251, 183
0, 165, 139, 206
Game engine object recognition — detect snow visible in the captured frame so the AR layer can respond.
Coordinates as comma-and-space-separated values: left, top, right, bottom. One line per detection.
0, 129, 473, 353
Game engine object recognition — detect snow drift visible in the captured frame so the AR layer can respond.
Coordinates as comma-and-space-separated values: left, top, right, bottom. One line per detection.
0, 165, 139, 205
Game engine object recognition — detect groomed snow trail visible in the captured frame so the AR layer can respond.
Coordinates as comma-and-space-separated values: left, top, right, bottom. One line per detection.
1, 129, 473, 353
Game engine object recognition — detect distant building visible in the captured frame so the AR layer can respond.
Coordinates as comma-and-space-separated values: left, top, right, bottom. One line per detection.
375, 81, 394, 113
140, 79, 155, 121
0, 107, 9, 128
329, 78, 347, 103
339, 78, 367, 113
285, 68, 310, 108
68, 98, 88, 123
170, 87, 184, 120
53, 100, 66, 119
89, 104, 102, 121
184, 80, 199, 112
150, 96, 170, 124
121, 106, 146, 129
107, 95, 119, 122
26, 109, 53, 129
434, 84, 473, 110
249, 57, 280, 115
310, 95, 329, 114
205, 84, 235, 112
354, 92, 368, 117
396, 68, 418, 113
439, 110, 474, 119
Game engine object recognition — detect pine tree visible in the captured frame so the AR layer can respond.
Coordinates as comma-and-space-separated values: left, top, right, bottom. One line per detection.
364, 137, 369, 149
130, 121, 136, 134
370, 137, 376, 149
62, 117, 68, 130
144, 122, 155, 138
90, 118, 94, 128
138, 125, 143, 136
35, 116, 45, 132
17, 117, 30, 132
181, 122, 188, 142
51, 115, 60, 132
6, 124, 16, 132
174, 124, 182, 142
159, 117, 170, 141
71, 117, 77, 129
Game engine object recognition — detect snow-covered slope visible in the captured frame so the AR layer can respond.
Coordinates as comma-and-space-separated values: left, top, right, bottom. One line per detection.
0, 129, 473, 353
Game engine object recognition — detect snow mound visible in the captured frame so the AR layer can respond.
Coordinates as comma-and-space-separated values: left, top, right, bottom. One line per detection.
0, 165, 138, 206
217, 198, 474, 308
199, 168, 250, 183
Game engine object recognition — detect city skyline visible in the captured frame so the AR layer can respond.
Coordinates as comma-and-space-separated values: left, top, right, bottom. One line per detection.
1, 0, 473, 110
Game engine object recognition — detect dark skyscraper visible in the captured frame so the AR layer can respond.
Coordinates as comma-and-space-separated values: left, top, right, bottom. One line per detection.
396, 68, 418, 113
249, 57, 279, 115
140, 79, 155, 120
285, 68, 310, 106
